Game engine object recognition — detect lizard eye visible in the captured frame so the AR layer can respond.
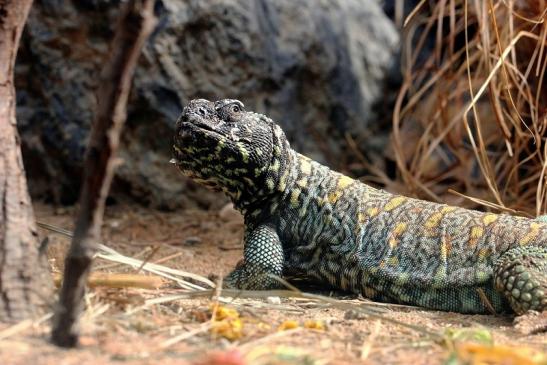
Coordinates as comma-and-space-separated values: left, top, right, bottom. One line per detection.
231, 104, 241, 113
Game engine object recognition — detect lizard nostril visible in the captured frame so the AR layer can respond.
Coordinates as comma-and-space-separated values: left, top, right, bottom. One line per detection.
198, 107, 207, 117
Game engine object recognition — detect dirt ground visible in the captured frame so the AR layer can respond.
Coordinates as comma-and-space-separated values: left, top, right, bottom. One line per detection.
0, 202, 545, 365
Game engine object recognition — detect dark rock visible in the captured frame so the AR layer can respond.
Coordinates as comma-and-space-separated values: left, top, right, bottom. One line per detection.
16, 0, 399, 209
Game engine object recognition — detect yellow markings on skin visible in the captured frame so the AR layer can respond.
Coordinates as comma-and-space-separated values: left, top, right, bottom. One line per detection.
290, 189, 301, 207
482, 213, 498, 226
434, 266, 447, 285
325, 174, 355, 203
215, 140, 225, 155
395, 272, 410, 286
300, 159, 312, 175
425, 212, 444, 230
273, 146, 281, 157
441, 206, 457, 213
336, 175, 354, 189
440, 235, 451, 262
327, 190, 343, 204
379, 260, 386, 268
254, 167, 265, 177
357, 212, 367, 224
388, 222, 407, 248
366, 207, 379, 217
384, 196, 407, 212
387, 256, 399, 266
393, 222, 408, 235
520, 222, 541, 245
468, 226, 484, 246
269, 159, 280, 172
236, 142, 249, 163
478, 248, 489, 261
278, 170, 289, 191
173, 145, 183, 155
266, 178, 275, 191
296, 178, 308, 188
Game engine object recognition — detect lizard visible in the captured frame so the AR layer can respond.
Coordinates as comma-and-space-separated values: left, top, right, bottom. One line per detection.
171, 98, 546, 315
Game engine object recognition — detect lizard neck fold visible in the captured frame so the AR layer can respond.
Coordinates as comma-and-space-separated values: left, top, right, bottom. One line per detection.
231, 124, 296, 214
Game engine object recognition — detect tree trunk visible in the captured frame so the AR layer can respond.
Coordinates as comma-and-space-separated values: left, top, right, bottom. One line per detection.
0, 0, 53, 322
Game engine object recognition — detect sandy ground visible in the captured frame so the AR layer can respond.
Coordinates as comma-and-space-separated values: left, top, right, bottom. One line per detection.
0, 202, 545, 365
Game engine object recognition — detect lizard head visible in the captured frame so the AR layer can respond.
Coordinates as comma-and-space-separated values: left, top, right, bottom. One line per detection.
172, 98, 290, 209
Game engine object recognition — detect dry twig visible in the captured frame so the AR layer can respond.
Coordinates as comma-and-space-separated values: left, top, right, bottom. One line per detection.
50, 0, 156, 347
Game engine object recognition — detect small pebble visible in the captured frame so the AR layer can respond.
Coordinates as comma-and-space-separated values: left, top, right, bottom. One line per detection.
184, 236, 202, 245
219, 203, 242, 222
109, 220, 120, 228
344, 310, 367, 320
266, 296, 281, 304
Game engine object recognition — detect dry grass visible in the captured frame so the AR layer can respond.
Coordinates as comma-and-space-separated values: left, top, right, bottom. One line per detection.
391, 0, 547, 216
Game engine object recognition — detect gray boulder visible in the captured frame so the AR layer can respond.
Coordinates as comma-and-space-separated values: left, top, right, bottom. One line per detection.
16, 0, 399, 209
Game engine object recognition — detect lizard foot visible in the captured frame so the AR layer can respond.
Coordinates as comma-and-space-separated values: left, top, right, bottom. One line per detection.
494, 246, 546, 314
223, 262, 283, 290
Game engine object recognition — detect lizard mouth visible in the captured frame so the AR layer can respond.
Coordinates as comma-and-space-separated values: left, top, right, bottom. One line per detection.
173, 121, 226, 165
179, 121, 224, 139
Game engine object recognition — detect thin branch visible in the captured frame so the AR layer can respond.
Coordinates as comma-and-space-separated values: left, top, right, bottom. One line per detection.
50, 0, 156, 347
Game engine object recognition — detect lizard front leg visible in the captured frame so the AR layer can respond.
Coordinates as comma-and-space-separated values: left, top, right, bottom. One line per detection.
224, 224, 284, 290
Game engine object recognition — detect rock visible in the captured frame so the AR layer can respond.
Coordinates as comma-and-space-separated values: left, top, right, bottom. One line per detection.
16, 0, 399, 209
218, 203, 241, 222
